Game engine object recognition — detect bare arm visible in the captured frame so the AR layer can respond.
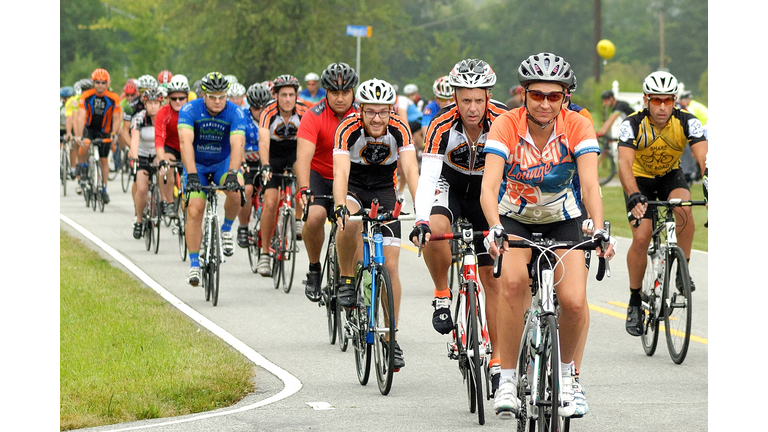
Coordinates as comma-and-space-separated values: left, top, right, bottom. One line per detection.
617, 145, 646, 219
296, 137, 316, 192
691, 140, 708, 174
129, 126, 140, 159
480, 153, 506, 256
399, 149, 420, 203
597, 112, 620, 136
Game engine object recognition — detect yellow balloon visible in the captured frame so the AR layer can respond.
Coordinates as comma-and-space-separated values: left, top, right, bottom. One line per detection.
597, 39, 616, 60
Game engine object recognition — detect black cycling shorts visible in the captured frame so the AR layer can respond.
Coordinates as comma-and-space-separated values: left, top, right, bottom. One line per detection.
309, 169, 334, 216
163, 145, 181, 160
264, 154, 296, 190
500, 217, 583, 244
626, 169, 689, 220
346, 185, 401, 244
83, 129, 111, 158
243, 161, 262, 188
137, 155, 157, 174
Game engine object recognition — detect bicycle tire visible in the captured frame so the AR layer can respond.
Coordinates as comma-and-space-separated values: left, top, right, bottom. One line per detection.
538, 314, 562, 432
94, 160, 105, 212
61, 147, 68, 196
663, 246, 692, 364
354, 261, 371, 386
281, 209, 296, 293
151, 184, 161, 254
466, 280, 485, 424
108, 149, 118, 181
515, 319, 533, 430
202, 224, 211, 302
143, 217, 152, 251
373, 264, 396, 395
247, 202, 261, 273
120, 156, 131, 193
641, 253, 661, 356
272, 211, 284, 290
335, 246, 348, 352
177, 206, 187, 262
83, 181, 91, 207
598, 140, 617, 186
210, 217, 221, 306
323, 238, 337, 345
90, 162, 99, 212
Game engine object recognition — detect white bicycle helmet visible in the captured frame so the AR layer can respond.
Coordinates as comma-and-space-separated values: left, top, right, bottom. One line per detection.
227, 82, 246, 98
432, 76, 454, 99
225, 74, 238, 84
304, 72, 320, 82
137, 74, 159, 90
517, 52, 574, 89
356, 78, 397, 105
643, 71, 679, 95
167, 75, 190, 93
448, 59, 496, 89
403, 83, 418, 95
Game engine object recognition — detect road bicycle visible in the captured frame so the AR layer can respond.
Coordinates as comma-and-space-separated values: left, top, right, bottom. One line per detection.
268, 169, 299, 294
60, 137, 71, 196
598, 136, 618, 186
634, 199, 707, 365
187, 180, 245, 307
107, 140, 120, 181
504, 225, 611, 432
302, 192, 346, 351
245, 167, 265, 273
345, 198, 413, 396
81, 138, 106, 213
119, 146, 132, 193
163, 161, 187, 261
447, 221, 462, 290
140, 162, 162, 254
427, 220, 494, 425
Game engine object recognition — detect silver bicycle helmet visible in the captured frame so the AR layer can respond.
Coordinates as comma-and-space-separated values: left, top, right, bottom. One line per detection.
320, 62, 359, 91
227, 82, 246, 98
201, 72, 230, 93
137, 74, 159, 90
246, 83, 272, 108
643, 71, 679, 95
355, 78, 397, 105
447, 59, 496, 89
517, 52, 574, 89
432, 76, 454, 99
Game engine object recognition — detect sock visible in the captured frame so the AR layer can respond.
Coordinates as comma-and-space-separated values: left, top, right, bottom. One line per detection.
434, 287, 451, 299
628, 287, 642, 306
490, 358, 501, 369
309, 262, 321, 272
561, 361, 574, 377
501, 368, 517, 384
221, 218, 234, 232
189, 252, 200, 268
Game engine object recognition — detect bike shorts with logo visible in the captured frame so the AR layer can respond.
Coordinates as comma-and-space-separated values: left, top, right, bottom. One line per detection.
625, 168, 688, 220
183, 155, 243, 200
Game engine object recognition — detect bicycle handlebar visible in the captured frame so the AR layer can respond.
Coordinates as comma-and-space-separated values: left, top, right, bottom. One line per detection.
347, 198, 414, 223
300, 189, 334, 222
629, 198, 708, 228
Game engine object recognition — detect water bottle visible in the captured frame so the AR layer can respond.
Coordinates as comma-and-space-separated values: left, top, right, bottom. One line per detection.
363, 271, 372, 306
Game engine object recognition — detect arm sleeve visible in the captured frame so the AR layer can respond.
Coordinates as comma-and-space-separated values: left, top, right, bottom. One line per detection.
413, 155, 444, 222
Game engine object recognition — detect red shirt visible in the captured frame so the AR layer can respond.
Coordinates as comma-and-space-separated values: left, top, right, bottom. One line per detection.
155, 104, 180, 151
297, 99, 358, 179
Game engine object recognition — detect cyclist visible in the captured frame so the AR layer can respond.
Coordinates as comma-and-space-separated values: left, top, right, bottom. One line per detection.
480, 52, 614, 418
618, 71, 708, 337
121, 75, 158, 153
295, 62, 359, 302
129, 89, 164, 238
596, 89, 635, 138
155, 75, 190, 216
298, 72, 326, 106
75, 68, 122, 204
334, 78, 420, 371
505, 85, 524, 109
178, 72, 247, 285
409, 58, 507, 395
256, 74, 309, 276
61, 86, 74, 142
419, 76, 454, 136
70, 79, 93, 193
227, 82, 247, 107
61, 86, 78, 178
236, 83, 272, 248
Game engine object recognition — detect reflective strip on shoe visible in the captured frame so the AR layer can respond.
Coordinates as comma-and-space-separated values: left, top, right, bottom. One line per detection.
494, 378, 520, 417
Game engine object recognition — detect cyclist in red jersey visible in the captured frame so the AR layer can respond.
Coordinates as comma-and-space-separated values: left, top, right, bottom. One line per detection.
75, 68, 122, 204
295, 62, 359, 302
155, 75, 190, 215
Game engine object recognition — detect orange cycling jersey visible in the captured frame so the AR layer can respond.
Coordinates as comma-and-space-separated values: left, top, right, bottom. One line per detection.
79, 88, 122, 134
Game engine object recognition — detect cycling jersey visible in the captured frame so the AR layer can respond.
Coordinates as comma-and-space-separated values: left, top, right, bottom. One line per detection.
122, 96, 144, 122
79, 89, 121, 134
617, 107, 706, 179
485, 108, 599, 224
420, 100, 441, 130
414, 100, 508, 223
243, 107, 260, 163
297, 99, 358, 180
131, 110, 156, 158
334, 111, 414, 190
259, 99, 309, 160
154, 104, 181, 152
568, 103, 594, 125
60, 101, 67, 130
299, 88, 326, 106
612, 99, 635, 117
177, 98, 247, 166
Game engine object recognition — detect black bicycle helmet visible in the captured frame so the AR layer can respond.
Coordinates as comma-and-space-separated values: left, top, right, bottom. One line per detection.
518, 52, 574, 89
200, 72, 230, 93
320, 62, 358, 91
246, 83, 272, 108
272, 74, 300, 92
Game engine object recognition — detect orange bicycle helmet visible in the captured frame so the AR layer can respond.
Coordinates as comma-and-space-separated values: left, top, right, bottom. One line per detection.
157, 70, 173, 85
92, 68, 110, 82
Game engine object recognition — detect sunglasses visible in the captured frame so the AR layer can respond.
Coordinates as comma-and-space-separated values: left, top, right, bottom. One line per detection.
526, 89, 565, 103
94, 80, 108, 85
170, 96, 187, 102
646, 96, 676, 106
206, 94, 227, 101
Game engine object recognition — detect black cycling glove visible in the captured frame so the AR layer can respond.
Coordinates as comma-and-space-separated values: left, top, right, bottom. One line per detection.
702, 167, 708, 203
409, 222, 431, 246
186, 173, 202, 193
627, 192, 648, 211
333, 204, 349, 230
224, 172, 240, 192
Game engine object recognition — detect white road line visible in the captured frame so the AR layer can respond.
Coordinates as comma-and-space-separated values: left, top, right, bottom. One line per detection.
60, 214, 302, 431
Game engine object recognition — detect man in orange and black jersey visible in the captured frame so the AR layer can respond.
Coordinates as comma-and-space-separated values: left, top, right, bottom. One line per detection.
75, 68, 122, 204
296, 62, 359, 303
333, 78, 420, 371
619, 71, 708, 337
256, 74, 310, 276
409, 58, 507, 395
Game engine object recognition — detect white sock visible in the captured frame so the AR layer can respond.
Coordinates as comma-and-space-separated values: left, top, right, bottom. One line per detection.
501, 368, 517, 383
561, 361, 574, 377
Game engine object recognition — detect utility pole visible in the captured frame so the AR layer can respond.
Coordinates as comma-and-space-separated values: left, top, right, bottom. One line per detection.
594, 0, 602, 82
659, 3, 666, 70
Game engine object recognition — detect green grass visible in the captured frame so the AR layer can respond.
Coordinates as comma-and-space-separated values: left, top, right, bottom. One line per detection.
600, 185, 709, 252
60, 230, 255, 431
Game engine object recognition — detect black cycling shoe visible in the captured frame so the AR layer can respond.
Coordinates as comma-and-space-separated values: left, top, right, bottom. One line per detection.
133, 223, 142, 239
393, 340, 405, 371
432, 296, 454, 335
676, 271, 696, 293
625, 305, 644, 337
304, 270, 322, 302
338, 277, 356, 308
237, 226, 249, 248
101, 189, 110, 204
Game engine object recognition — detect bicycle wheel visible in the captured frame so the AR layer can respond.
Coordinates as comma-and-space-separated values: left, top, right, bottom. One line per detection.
280, 209, 296, 293
89, 162, 99, 212
202, 225, 211, 302
120, 157, 131, 193
61, 147, 68, 196
94, 162, 105, 212
515, 319, 533, 430
335, 248, 349, 352
663, 246, 692, 364
177, 205, 187, 261
323, 239, 337, 345
353, 262, 371, 385
372, 264, 396, 395
641, 253, 661, 356
210, 218, 221, 306
537, 314, 561, 432
247, 202, 261, 273
272, 212, 284, 290
597, 142, 616, 186
143, 216, 152, 251
151, 185, 161, 254
107, 147, 118, 181
466, 280, 485, 424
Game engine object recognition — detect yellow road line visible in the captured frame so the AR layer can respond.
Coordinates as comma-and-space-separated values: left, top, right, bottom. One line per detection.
601, 301, 708, 345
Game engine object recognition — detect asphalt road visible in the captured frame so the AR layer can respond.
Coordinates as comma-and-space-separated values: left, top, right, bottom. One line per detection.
61, 179, 709, 432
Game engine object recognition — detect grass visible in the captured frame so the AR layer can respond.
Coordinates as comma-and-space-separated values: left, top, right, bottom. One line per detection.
60, 230, 255, 431
600, 185, 708, 251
